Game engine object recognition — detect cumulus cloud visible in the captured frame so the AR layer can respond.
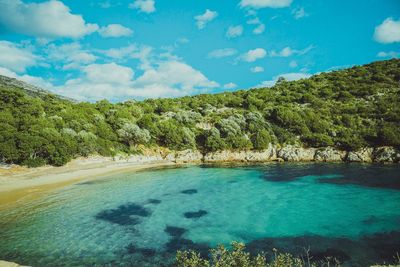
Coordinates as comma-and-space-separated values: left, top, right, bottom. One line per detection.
54, 60, 218, 102
270, 47, 294, 57
240, 48, 267, 62
195, 9, 218, 29
129, 0, 155, 13
247, 17, 265, 34
0, 67, 53, 89
45, 43, 97, 70
258, 72, 311, 87
226, 25, 244, 38
251, 66, 264, 73
223, 82, 238, 90
374, 17, 400, 43
240, 0, 292, 9
134, 61, 218, 92
269, 45, 313, 57
99, 24, 133, 38
100, 44, 153, 70
253, 24, 265, 34
84, 63, 134, 84
0, 0, 98, 39
208, 48, 238, 58
377, 51, 399, 58
292, 7, 308, 19
0, 41, 39, 73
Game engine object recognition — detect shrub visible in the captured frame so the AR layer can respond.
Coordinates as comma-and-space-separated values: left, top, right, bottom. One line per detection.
251, 129, 272, 150
22, 158, 47, 168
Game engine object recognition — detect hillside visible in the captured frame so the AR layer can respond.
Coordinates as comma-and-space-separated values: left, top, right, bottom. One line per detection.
0, 75, 76, 103
0, 59, 399, 167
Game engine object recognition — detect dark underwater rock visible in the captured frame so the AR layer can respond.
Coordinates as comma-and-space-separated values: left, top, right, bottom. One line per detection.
184, 210, 208, 219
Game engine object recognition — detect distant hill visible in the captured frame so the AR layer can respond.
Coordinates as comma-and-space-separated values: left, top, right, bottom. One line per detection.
0, 59, 399, 167
0, 75, 76, 102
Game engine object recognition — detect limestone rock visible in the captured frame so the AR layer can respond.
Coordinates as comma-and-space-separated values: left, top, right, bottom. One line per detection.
346, 148, 373, 162
204, 144, 277, 163
277, 146, 316, 162
373, 147, 398, 163
174, 149, 203, 163
314, 147, 347, 162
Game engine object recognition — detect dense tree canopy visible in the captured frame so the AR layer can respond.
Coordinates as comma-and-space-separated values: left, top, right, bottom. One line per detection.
0, 59, 399, 167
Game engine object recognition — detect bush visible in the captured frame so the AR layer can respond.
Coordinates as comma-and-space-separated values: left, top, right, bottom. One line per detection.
201, 128, 226, 152
379, 123, 400, 147
22, 158, 47, 168
175, 242, 345, 267
302, 133, 334, 147
251, 129, 272, 150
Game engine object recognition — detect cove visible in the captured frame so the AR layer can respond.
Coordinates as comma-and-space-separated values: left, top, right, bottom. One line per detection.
0, 163, 399, 266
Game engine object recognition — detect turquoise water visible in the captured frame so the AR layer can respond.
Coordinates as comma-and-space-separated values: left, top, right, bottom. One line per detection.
0, 163, 399, 266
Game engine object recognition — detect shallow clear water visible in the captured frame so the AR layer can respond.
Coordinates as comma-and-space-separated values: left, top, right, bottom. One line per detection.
0, 163, 399, 266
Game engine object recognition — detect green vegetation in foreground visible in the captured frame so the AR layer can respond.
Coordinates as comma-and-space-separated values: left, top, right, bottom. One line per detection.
0, 59, 399, 167
175, 242, 400, 267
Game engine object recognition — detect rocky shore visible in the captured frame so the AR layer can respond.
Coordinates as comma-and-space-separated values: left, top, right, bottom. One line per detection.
113, 145, 399, 164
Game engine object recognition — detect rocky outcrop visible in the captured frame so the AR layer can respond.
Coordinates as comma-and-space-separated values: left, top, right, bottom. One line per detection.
111, 145, 399, 164
314, 147, 347, 162
204, 145, 277, 163
373, 147, 399, 163
346, 148, 374, 162
174, 149, 203, 163
277, 146, 316, 162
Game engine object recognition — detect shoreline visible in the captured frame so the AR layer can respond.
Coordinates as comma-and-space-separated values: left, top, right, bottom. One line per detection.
0, 157, 176, 209
0, 144, 398, 209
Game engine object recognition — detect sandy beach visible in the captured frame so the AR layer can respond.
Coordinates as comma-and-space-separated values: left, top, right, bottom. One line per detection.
0, 157, 177, 209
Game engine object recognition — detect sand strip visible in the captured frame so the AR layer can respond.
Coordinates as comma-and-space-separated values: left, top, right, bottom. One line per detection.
0, 157, 177, 209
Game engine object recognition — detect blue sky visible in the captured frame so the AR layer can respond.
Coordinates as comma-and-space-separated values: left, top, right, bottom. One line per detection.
0, 0, 399, 102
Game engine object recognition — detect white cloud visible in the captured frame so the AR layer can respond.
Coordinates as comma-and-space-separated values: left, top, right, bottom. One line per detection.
240, 48, 267, 62
134, 61, 218, 92
289, 60, 298, 68
102, 45, 139, 59
251, 66, 264, 73
208, 48, 238, 58
270, 46, 293, 57
0, 67, 53, 89
84, 63, 134, 84
0, 0, 98, 39
374, 17, 400, 43
377, 51, 399, 58
292, 7, 308, 19
253, 23, 265, 34
54, 60, 218, 101
101, 45, 153, 70
240, 0, 292, 9
226, 25, 243, 38
129, 0, 155, 13
0, 41, 39, 73
45, 42, 97, 70
99, 24, 133, 38
195, 9, 218, 29
258, 72, 311, 87
247, 17, 265, 34
269, 45, 313, 57
223, 82, 237, 89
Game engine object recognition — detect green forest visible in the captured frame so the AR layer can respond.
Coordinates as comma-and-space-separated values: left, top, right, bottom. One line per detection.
0, 59, 399, 167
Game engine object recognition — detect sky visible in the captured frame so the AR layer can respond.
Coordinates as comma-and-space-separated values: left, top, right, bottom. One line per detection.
0, 0, 399, 102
